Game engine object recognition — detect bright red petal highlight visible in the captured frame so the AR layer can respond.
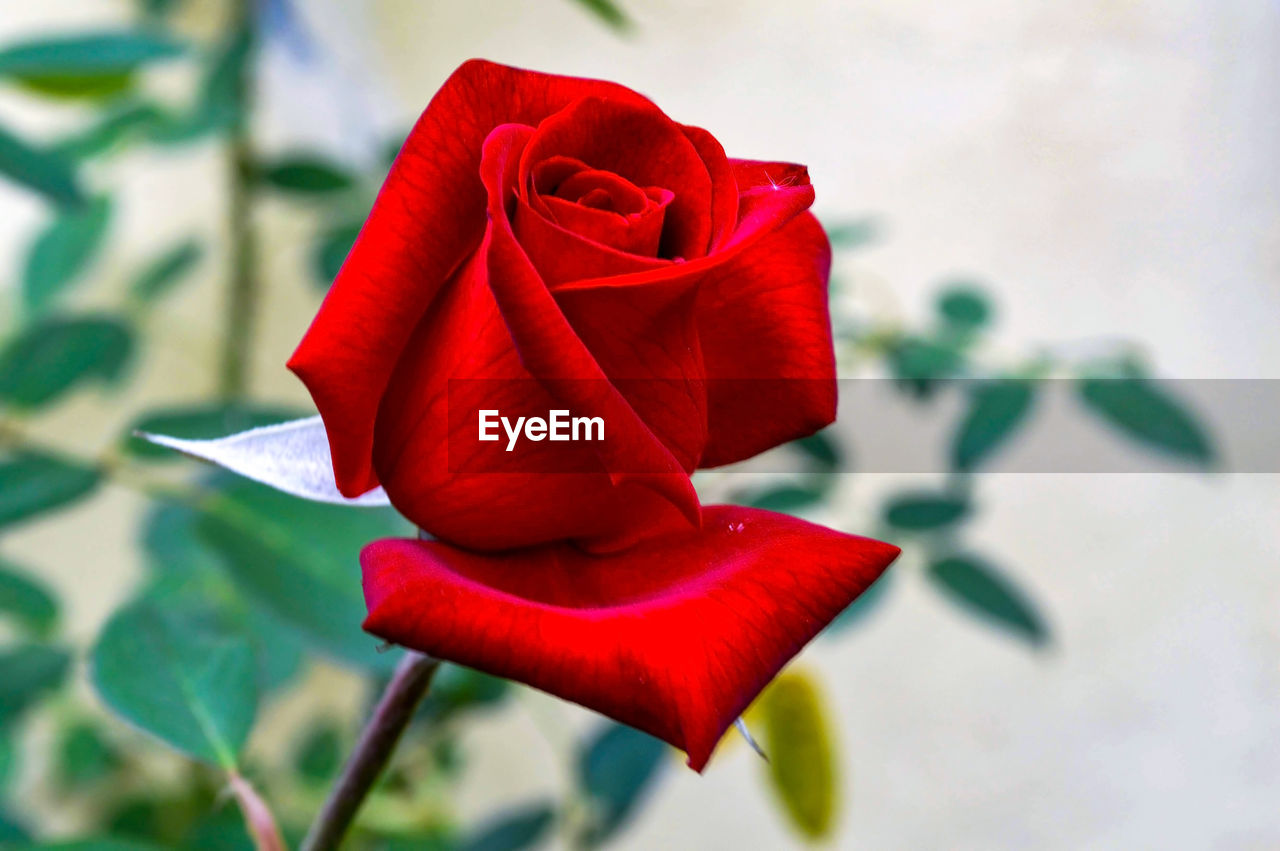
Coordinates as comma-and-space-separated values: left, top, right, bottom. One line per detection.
362, 506, 900, 771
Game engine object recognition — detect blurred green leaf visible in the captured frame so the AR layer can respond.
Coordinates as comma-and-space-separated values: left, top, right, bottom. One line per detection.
53, 101, 168, 160
1078, 377, 1213, 465
888, 336, 964, 397
823, 217, 878, 249
0, 32, 184, 100
755, 670, 838, 840
825, 567, 893, 635
259, 154, 354, 194
0, 559, 59, 638
0, 642, 71, 728
0, 453, 101, 531
312, 220, 360, 287
58, 721, 122, 789
936, 283, 991, 331
138, 518, 306, 696
293, 721, 342, 784
147, 26, 250, 144
124, 402, 302, 459
128, 239, 203, 304
792, 430, 841, 471
91, 600, 257, 767
570, 0, 630, 30
927, 553, 1047, 647
461, 803, 555, 851
951, 379, 1035, 471
0, 315, 134, 410
883, 491, 969, 530
0, 124, 83, 206
417, 664, 510, 723
195, 476, 408, 671
0, 733, 15, 790
22, 196, 112, 313
0, 808, 26, 843
576, 723, 666, 847
13, 840, 167, 850
744, 483, 827, 514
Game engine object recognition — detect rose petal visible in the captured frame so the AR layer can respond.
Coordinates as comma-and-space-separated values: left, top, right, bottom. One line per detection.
362, 505, 900, 771
371, 240, 698, 552
288, 60, 654, 497
518, 97, 714, 260
697, 211, 837, 466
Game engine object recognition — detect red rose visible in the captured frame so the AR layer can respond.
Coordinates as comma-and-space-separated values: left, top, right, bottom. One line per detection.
290, 60, 898, 770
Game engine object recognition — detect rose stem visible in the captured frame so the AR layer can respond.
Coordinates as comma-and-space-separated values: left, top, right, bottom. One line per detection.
301, 650, 441, 851
218, 0, 260, 400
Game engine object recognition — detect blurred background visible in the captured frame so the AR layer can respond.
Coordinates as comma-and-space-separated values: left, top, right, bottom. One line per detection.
0, 1, 1277, 849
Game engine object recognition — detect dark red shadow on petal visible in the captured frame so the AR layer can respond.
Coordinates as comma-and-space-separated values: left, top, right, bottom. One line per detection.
362, 506, 900, 771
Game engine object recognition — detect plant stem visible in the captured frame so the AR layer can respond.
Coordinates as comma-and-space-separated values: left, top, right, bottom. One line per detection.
218, 0, 259, 399
301, 651, 440, 851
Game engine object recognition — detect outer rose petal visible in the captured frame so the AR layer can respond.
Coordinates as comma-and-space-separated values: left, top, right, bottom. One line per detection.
362, 506, 900, 771
697, 211, 837, 466
288, 60, 653, 497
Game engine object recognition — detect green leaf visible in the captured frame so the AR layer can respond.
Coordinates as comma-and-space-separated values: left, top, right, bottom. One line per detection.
1078, 377, 1213, 465
417, 664, 510, 723
0, 733, 16, 790
53, 101, 168, 160
12, 841, 166, 851
888, 336, 964, 397
951, 379, 1035, 471
0, 453, 101, 530
823, 217, 878, 249
128, 239, 203, 303
570, 0, 630, 31
755, 670, 838, 840
883, 492, 969, 530
0, 808, 26, 843
293, 721, 342, 784
195, 476, 409, 671
0, 123, 83, 206
462, 803, 555, 851
927, 554, 1048, 647
576, 723, 666, 847
744, 483, 827, 514
146, 27, 249, 144
0, 315, 134, 410
0, 32, 185, 100
0, 560, 59, 638
91, 600, 257, 767
0, 642, 71, 728
312, 220, 361, 287
259, 155, 353, 194
22, 196, 112, 313
58, 721, 122, 788
936, 283, 991, 331
792, 430, 841, 471
123, 402, 302, 459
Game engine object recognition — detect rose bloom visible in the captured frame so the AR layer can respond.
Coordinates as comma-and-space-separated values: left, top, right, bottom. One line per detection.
289, 60, 898, 770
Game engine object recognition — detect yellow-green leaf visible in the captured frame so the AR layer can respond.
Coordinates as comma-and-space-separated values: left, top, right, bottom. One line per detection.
756, 670, 839, 840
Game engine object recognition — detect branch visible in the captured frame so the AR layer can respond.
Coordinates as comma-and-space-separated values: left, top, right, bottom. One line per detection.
301, 651, 440, 851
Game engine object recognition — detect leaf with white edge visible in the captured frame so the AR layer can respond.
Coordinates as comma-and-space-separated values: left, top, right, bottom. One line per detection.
91, 600, 257, 768
135, 416, 389, 506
